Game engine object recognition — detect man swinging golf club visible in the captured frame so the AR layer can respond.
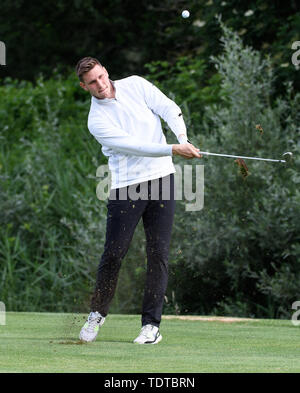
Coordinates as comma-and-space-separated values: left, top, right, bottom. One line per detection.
76, 57, 200, 344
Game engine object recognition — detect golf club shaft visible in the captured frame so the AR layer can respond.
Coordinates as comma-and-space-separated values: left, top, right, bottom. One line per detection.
198, 151, 286, 163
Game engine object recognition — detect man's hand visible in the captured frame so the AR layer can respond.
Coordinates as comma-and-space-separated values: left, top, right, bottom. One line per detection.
172, 143, 202, 159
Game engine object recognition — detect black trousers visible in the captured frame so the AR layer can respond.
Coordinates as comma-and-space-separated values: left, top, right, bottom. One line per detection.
91, 174, 175, 327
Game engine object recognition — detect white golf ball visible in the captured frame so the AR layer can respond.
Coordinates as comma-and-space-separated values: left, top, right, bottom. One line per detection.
182, 10, 190, 18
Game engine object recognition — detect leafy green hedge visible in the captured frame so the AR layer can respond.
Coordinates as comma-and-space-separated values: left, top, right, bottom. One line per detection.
0, 73, 108, 311
158, 23, 300, 319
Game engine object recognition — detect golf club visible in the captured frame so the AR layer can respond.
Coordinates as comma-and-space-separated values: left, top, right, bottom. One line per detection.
197, 151, 292, 163
188, 141, 293, 163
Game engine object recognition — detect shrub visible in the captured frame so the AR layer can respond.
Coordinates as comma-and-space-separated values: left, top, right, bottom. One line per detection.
0, 73, 107, 311
163, 23, 300, 318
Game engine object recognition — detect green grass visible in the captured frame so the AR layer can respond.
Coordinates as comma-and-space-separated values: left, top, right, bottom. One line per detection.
0, 312, 300, 373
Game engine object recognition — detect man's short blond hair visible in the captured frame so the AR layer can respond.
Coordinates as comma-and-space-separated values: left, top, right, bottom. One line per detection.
75, 57, 102, 82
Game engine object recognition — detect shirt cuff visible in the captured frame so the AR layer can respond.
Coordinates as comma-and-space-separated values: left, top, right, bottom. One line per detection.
177, 134, 188, 144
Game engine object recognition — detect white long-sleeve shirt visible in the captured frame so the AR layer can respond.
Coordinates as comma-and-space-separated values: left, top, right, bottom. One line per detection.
88, 75, 188, 189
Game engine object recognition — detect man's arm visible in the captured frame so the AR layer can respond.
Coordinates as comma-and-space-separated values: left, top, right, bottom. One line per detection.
89, 120, 201, 159
89, 121, 172, 157
137, 76, 201, 158
136, 76, 189, 144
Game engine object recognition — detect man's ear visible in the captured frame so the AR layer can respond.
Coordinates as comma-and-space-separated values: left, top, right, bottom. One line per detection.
79, 81, 88, 91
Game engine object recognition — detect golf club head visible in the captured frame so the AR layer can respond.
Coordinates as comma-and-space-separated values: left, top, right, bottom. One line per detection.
282, 152, 293, 164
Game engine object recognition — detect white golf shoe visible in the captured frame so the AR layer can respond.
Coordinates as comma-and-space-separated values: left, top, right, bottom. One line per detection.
133, 324, 162, 344
79, 311, 105, 342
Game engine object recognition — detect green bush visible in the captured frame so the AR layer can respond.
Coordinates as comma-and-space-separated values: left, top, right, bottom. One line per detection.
0, 73, 108, 311
161, 23, 300, 318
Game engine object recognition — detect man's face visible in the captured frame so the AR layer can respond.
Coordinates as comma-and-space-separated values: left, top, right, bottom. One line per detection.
80, 64, 114, 99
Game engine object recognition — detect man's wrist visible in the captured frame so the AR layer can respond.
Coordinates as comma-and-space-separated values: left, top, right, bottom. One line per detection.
172, 144, 182, 155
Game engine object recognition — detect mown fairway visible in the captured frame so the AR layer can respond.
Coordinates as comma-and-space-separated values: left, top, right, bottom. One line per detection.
0, 312, 300, 373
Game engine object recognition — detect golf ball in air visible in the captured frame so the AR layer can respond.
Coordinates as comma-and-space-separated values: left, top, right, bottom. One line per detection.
182, 10, 190, 18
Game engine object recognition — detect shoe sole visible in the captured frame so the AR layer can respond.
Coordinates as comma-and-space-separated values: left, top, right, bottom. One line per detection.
134, 333, 162, 345
79, 336, 97, 343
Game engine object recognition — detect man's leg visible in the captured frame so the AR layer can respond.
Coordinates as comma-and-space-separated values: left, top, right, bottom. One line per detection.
91, 189, 147, 316
141, 174, 175, 327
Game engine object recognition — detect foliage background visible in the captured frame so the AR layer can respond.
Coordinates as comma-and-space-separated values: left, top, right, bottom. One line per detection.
0, 1, 299, 318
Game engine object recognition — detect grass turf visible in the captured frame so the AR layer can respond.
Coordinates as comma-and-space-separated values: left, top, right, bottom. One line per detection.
0, 312, 300, 373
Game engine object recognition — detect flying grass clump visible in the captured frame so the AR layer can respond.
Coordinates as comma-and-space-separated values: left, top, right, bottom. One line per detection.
235, 158, 249, 178
255, 124, 263, 135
